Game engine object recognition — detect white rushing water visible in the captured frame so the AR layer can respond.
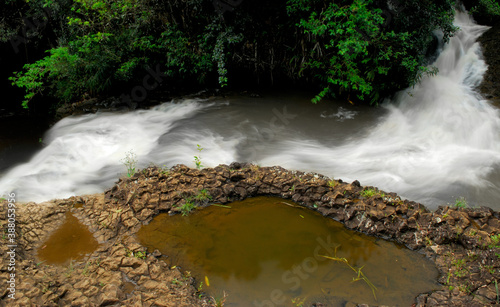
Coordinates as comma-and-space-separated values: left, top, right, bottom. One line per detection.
2, 11, 500, 209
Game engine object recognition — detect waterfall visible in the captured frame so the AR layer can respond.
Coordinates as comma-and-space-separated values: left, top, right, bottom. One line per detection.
264, 11, 500, 207
2, 11, 500, 209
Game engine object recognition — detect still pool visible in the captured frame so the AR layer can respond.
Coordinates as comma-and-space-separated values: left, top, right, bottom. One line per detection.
137, 196, 440, 306
37, 211, 99, 265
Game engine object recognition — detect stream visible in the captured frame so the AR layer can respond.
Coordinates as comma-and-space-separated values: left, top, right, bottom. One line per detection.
1, 11, 500, 210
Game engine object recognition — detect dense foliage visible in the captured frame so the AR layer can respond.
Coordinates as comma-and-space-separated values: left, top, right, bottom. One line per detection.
467, 0, 500, 23
3, 0, 494, 109
287, 0, 457, 103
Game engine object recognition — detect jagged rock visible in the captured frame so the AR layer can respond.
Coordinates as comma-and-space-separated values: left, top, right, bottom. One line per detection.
2, 163, 500, 306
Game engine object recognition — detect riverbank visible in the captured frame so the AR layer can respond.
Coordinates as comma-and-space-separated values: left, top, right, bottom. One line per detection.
1, 163, 499, 306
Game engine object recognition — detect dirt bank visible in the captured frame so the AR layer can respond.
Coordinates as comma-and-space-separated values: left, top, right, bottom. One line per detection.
1, 163, 500, 306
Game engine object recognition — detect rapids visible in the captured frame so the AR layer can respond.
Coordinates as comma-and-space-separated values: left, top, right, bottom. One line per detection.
1, 11, 499, 210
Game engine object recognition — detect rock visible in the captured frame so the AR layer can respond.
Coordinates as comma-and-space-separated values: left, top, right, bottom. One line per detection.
5, 163, 500, 307
73, 279, 91, 290
84, 286, 99, 297
476, 284, 497, 301
121, 257, 143, 268
99, 284, 123, 306
65, 290, 83, 301
71, 296, 90, 306
479, 21, 500, 101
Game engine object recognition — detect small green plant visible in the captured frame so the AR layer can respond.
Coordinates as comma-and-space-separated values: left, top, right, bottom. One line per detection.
194, 144, 204, 169
126, 248, 145, 259
452, 259, 468, 277
121, 150, 138, 177
489, 234, 500, 249
196, 281, 204, 298
360, 188, 377, 198
454, 197, 468, 209
194, 189, 212, 204
135, 251, 147, 259
179, 189, 214, 215
425, 237, 433, 246
484, 265, 496, 274
171, 278, 180, 285
328, 180, 338, 188
182, 271, 192, 281
495, 279, 500, 304
446, 271, 452, 285
210, 291, 228, 307
161, 165, 170, 175
180, 197, 196, 216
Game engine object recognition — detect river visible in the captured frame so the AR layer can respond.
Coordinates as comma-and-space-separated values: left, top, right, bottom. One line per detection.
1, 11, 500, 210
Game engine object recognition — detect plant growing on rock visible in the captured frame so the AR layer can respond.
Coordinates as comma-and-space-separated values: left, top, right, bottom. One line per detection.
210, 291, 228, 307
135, 251, 146, 259
328, 180, 338, 188
161, 165, 170, 176
194, 189, 212, 205
180, 197, 196, 216
489, 234, 500, 249
360, 188, 377, 198
194, 144, 204, 169
454, 197, 468, 209
121, 150, 138, 177
177, 189, 214, 216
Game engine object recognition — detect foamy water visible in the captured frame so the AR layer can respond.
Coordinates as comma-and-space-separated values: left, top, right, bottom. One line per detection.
2, 11, 500, 209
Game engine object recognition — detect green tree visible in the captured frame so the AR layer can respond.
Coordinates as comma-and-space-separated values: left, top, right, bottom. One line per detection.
9, 0, 237, 108
7, 0, 465, 109
286, 0, 457, 104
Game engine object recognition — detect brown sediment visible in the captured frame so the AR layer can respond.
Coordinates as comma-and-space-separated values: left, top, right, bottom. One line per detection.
1, 162, 499, 306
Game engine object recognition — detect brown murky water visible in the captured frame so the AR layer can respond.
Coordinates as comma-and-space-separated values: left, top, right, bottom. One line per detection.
137, 196, 440, 306
37, 211, 98, 265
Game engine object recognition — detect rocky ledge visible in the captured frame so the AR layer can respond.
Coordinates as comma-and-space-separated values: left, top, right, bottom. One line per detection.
1, 163, 500, 306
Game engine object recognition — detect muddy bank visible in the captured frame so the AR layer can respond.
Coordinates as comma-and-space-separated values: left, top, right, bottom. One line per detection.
1, 163, 500, 306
